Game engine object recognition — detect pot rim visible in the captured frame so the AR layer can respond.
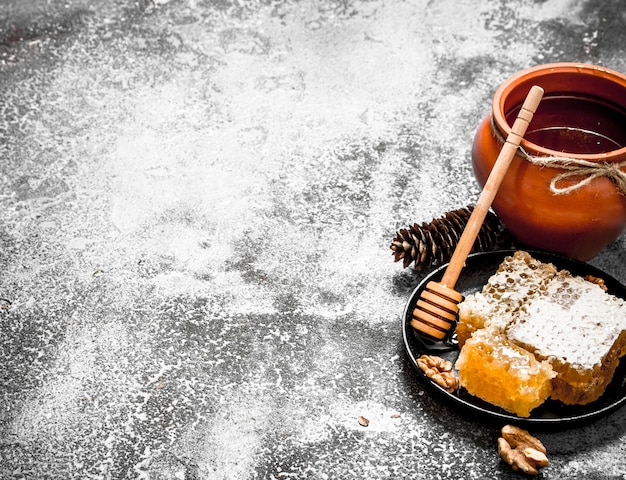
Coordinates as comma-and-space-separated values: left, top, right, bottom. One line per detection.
492, 62, 626, 161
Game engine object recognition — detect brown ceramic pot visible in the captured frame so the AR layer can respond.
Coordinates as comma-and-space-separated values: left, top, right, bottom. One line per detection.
472, 63, 626, 260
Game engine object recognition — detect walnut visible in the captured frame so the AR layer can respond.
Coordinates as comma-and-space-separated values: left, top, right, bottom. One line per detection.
584, 274, 608, 292
498, 425, 549, 475
501, 424, 546, 453
417, 354, 460, 392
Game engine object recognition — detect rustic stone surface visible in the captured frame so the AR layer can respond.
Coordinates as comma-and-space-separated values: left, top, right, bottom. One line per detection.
1, 1, 625, 479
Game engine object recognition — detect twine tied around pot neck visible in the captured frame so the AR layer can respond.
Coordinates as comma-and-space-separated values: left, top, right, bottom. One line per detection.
520, 152, 626, 195
490, 115, 626, 196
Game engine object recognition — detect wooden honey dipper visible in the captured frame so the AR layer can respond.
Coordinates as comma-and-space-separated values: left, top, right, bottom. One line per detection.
411, 85, 545, 341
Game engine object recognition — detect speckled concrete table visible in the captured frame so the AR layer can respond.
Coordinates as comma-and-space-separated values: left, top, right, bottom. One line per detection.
1, 1, 625, 479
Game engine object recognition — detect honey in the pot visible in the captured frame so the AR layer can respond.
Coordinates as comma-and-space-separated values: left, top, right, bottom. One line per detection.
505, 94, 626, 154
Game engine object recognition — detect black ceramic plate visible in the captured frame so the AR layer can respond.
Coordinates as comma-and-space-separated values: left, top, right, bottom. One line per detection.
402, 249, 626, 429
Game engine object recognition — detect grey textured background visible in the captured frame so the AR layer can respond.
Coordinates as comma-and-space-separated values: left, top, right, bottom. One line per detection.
1, 1, 625, 479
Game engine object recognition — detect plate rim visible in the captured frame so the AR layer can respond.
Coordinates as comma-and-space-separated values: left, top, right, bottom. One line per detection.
402, 248, 626, 428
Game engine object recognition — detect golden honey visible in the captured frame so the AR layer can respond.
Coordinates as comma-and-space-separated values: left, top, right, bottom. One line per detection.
455, 329, 555, 418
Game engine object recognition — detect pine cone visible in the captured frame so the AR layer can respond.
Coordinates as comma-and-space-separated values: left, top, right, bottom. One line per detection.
390, 206, 505, 270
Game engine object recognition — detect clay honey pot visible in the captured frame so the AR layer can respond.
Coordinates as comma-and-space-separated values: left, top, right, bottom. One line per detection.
472, 63, 626, 261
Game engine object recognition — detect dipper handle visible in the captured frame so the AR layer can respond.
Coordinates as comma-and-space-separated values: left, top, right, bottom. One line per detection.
439, 85, 544, 288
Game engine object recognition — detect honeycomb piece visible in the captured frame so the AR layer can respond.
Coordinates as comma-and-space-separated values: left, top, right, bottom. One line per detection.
507, 272, 626, 405
456, 251, 557, 347
455, 329, 555, 417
